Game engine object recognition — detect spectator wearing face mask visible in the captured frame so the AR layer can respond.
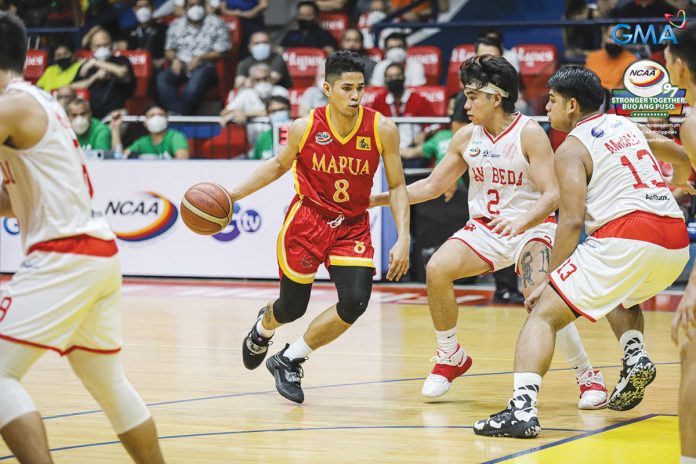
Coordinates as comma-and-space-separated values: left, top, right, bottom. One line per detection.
112, 105, 190, 159
116, 0, 168, 71
585, 26, 638, 90
339, 28, 375, 83
55, 85, 77, 110
73, 28, 135, 119
370, 32, 426, 87
36, 42, 82, 92
158, 0, 232, 114
220, 62, 288, 146
235, 31, 293, 89
67, 98, 112, 153
252, 95, 291, 160
369, 62, 433, 155
280, 1, 338, 54
298, 59, 328, 116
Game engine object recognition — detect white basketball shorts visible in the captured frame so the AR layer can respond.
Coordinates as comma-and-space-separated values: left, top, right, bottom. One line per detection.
0, 235, 122, 355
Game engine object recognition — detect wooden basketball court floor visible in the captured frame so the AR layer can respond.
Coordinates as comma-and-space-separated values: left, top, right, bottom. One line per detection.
0, 279, 684, 463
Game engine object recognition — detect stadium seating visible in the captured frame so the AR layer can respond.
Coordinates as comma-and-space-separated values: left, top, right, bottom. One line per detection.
361, 86, 387, 107
24, 49, 48, 84
365, 48, 384, 62
513, 44, 558, 115
445, 44, 475, 97
407, 45, 442, 86
288, 87, 308, 118
198, 123, 249, 159
410, 85, 447, 116
319, 12, 349, 43
283, 48, 327, 88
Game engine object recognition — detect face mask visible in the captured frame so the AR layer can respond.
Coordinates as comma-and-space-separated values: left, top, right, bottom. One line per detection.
386, 78, 405, 95
145, 115, 168, 133
187, 5, 205, 23
55, 57, 72, 70
254, 81, 273, 98
71, 116, 90, 135
93, 46, 112, 61
604, 43, 623, 58
250, 43, 271, 61
269, 110, 290, 123
135, 7, 152, 24
386, 47, 407, 64
298, 19, 316, 31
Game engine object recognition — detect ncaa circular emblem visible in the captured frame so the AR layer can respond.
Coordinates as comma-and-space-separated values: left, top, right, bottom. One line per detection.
623, 60, 670, 98
591, 127, 604, 138
2, 218, 19, 235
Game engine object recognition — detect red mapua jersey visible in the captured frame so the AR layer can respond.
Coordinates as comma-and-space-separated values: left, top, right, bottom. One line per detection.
293, 105, 383, 217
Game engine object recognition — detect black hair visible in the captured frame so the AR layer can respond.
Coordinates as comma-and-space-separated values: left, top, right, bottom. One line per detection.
267, 95, 291, 109
297, 0, 319, 15
0, 12, 26, 73
384, 32, 407, 48
144, 103, 165, 114
547, 65, 605, 114
325, 49, 364, 83
52, 41, 74, 59
384, 62, 404, 76
459, 55, 518, 113
669, 22, 696, 82
68, 98, 91, 111
475, 37, 503, 57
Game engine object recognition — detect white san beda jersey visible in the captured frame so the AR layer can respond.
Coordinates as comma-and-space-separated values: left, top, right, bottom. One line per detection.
0, 80, 114, 252
568, 113, 683, 234
462, 113, 551, 221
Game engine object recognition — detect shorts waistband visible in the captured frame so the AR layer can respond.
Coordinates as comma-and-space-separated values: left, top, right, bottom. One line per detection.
474, 215, 556, 230
301, 197, 365, 226
28, 234, 119, 257
591, 211, 688, 249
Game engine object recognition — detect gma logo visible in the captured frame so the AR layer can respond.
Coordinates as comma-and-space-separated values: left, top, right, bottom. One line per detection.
611, 23, 678, 45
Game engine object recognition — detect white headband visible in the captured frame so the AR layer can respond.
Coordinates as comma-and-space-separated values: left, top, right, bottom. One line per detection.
465, 82, 510, 98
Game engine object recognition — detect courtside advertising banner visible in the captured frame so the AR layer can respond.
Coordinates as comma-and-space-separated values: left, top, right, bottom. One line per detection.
0, 160, 382, 279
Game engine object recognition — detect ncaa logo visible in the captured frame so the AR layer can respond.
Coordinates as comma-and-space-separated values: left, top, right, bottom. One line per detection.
623, 60, 670, 98
2, 218, 19, 235
213, 203, 262, 242
591, 127, 605, 138
315, 132, 333, 145
469, 147, 481, 157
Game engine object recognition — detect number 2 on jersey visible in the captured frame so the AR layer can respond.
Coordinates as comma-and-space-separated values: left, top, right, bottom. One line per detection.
487, 189, 500, 215
620, 149, 667, 189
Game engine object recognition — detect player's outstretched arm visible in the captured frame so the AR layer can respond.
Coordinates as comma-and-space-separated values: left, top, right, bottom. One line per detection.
491, 120, 560, 237
228, 117, 308, 202
640, 123, 694, 191
525, 136, 589, 311
370, 124, 470, 208
378, 115, 410, 281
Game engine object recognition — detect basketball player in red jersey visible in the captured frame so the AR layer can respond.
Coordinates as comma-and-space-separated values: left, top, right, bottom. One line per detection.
0, 13, 165, 463
371, 55, 608, 409
228, 50, 410, 404
666, 23, 696, 464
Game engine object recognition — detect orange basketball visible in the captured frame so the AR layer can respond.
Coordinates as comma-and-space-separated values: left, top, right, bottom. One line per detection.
180, 182, 233, 235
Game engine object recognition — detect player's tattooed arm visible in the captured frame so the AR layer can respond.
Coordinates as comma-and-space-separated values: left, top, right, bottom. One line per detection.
228, 117, 309, 202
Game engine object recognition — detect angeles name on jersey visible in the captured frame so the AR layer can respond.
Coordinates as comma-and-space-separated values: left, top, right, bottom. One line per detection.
311, 152, 372, 176
604, 132, 641, 153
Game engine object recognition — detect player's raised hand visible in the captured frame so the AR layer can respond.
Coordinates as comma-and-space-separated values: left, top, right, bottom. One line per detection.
672, 289, 696, 344
524, 281, 547, 313
386, 237, 409, 281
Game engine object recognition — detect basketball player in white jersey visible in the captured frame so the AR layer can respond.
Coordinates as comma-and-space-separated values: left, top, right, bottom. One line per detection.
371, 55, 608, 409
0, 13, 165, 463
666, 22, 696, 464
474, 65, 692, 438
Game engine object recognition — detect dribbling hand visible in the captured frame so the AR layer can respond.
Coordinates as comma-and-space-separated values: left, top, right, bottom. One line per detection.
386, 237, 409, 281
672, 290, 696, 345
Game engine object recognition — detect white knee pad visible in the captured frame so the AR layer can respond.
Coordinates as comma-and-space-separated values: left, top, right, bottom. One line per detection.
0, 375, 38, 429
68, 351, 151, 435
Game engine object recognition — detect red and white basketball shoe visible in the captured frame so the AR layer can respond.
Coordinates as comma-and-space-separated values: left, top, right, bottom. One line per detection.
421, 345, 473, 398
577, 369, 608, 409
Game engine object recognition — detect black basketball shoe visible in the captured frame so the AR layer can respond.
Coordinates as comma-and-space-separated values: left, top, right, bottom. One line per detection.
474, 401, 541, 438
608, 340, 656, 411
266, 344, 306, 404
242, 307, 273, 370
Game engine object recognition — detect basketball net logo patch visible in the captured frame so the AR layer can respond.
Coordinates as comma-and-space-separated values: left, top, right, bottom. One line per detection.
354, 241, 366, 253
356, 136, 371, 150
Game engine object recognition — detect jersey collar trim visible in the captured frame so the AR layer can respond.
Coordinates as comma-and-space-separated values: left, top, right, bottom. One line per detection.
576, 113, 605, 127
326, 104, 364, 145
482, 112, 522, 144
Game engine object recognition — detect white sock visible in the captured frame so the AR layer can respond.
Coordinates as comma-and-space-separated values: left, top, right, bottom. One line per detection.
255, 318, 275, 338
284, 337, 313, 361
512, 372, 542, 408
680, 456, 696, 464
435, 327, 459, 356
620, 330, 645, 357
556, 324, 593, 378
